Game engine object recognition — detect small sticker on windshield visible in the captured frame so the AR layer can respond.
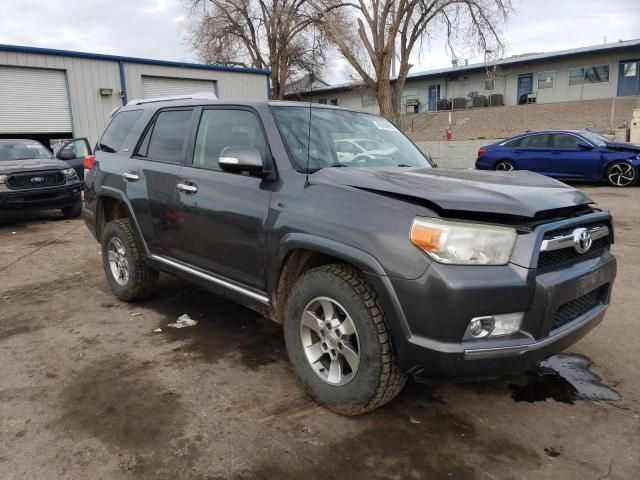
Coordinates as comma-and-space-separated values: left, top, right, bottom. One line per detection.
372, 118, 396, 131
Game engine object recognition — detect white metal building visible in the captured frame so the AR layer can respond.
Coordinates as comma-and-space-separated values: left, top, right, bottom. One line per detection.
0, 44, 270, 147
291, 39, 640, 115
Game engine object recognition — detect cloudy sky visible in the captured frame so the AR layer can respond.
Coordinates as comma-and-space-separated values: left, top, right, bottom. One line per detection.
0, 0, 638, 83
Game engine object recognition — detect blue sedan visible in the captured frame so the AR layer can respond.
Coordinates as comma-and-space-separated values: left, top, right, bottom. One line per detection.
476, 130, 640, 187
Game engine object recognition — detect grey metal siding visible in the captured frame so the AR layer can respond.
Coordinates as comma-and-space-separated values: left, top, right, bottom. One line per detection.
0, 49, 269, 145
124, 63, 268, 102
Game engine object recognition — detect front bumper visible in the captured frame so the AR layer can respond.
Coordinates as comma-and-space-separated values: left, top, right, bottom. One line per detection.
0, 183, 82, 215
366, 230, 616, 382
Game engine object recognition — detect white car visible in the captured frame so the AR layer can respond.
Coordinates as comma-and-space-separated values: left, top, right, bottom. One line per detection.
334, 138, 399, 163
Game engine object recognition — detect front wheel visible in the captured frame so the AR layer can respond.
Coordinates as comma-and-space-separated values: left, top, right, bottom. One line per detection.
605, 161, 637, 187
284, 264, 407, 415
494, 159, 517, 171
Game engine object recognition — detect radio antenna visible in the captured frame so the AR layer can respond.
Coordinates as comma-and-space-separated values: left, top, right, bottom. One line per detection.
304, 24, 317, 187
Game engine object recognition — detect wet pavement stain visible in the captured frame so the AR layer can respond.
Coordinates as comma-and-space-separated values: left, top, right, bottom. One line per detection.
509, 353, 621, 404
142, 275, 286, 370
54, 355, 184, 450
235, 382, 541, 480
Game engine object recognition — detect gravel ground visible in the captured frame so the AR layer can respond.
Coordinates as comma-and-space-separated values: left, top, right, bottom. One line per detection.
0, 185, 638, 480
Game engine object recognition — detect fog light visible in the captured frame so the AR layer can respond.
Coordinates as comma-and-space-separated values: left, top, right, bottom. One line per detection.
465, 312, 523, 340
467, 317, 494, 339
492, 312, 524, 337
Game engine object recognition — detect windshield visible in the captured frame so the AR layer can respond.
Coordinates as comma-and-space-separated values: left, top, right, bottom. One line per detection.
272, 106, 432, 171
580, 131, 609, 147
0, 140, 53, 161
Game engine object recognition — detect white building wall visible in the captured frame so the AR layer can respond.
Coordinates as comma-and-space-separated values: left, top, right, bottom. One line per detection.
300, 47, 640, 113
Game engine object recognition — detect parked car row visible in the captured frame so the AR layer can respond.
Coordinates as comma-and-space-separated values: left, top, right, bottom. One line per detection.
476, 129, 640, 187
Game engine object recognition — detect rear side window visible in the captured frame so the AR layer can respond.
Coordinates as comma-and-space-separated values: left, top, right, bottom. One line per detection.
139, 109, 193, 163
99, 110, 143, 153
509, 134, 551, 148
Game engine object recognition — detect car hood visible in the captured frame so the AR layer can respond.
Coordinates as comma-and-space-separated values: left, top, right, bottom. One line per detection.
311, 167, 593, 218
0, 158, 68, 174
605, 142, 640, 153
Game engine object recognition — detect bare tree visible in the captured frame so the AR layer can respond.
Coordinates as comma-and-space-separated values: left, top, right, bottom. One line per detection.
309, 0, 511, 123
189, 0, 327, 99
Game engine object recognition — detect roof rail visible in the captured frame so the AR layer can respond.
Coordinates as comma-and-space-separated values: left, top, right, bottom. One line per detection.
126, 91, 218, 106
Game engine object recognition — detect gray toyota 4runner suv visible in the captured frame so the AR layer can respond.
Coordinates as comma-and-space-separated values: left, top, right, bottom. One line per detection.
84, 98, 617, 415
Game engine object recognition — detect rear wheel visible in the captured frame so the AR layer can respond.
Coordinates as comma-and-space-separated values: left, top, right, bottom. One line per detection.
494, 159, 517, 172
283, 264, 407, 415
61, 198, 82, 218
101, 218, 158, 301
605, 161, 637, 187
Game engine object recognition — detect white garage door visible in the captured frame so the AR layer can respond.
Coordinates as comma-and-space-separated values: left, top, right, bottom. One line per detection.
141, 76, 217, 99
0, 66, 73, 134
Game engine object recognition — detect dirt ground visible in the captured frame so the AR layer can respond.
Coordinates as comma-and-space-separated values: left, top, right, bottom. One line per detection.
1, 185, 639, 480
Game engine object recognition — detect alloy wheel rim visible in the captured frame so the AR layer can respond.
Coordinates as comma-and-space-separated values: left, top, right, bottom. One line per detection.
300, 297, 360, 386
108, 237, 129, 286
496, 162, 514, 171
608, 163, 636, 186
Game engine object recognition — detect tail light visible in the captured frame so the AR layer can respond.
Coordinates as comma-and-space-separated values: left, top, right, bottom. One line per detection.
83, 154, 96, 170
477, 149, 487, 157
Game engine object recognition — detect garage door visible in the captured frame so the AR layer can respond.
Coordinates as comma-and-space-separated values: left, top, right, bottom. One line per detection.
0, 66, 73, 134
141, 76, 217, 99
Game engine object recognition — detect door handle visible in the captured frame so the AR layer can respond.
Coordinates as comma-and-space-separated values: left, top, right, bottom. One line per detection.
123, 170, 139, 182
177, 181, 198, 194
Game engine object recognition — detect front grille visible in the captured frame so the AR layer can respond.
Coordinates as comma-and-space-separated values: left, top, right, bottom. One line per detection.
538, 237, 609, 271
7, 171, 65, 190
552, 285, 607, 330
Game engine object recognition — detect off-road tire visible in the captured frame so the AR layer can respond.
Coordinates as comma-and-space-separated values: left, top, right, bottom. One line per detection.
101, 218, 158, 301
284, 264, 407, 415
61, 198, 82, 218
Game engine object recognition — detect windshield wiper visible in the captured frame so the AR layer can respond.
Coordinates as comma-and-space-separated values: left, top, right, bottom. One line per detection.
304, 163, 349, 173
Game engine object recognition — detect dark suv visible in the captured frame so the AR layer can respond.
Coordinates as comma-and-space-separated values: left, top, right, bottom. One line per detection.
83, 98, 617, 415
0, 139, 84, 218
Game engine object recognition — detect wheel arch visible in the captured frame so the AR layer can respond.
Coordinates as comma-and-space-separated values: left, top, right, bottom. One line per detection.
494, 158, 516, 169
269, 234, 387, 324
95, 188, 149, 255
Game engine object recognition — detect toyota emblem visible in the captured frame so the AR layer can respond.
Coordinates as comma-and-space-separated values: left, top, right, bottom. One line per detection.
573, 228, 592, 254
30, 176, 45, 183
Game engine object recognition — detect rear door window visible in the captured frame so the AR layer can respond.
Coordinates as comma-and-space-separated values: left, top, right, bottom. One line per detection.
139, 109, 194, 163
520, 134, 551, 148
99, 110, 143, 153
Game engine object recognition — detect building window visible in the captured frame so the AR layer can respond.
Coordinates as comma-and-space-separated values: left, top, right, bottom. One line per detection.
484, 79, 495, 91
330, 98, 338, 106
362, 94, 378, 107
538, 71, 554, 89
569, 65, 610, 86
623, 62, 637, 77
318, 99, 327, 104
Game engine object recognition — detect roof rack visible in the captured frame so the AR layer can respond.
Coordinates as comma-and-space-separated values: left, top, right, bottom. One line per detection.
126, 92, 218, 106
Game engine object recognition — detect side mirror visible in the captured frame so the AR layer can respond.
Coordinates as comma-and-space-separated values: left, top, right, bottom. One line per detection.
57, 148, 75, 160
577, 142, 593, 150
218, 146, 266, 177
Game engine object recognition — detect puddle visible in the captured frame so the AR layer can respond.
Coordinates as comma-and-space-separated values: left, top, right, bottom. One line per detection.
510, 353, 621, 404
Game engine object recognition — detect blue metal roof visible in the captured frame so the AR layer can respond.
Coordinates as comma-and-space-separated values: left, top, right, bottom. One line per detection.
0, 43, 271, 76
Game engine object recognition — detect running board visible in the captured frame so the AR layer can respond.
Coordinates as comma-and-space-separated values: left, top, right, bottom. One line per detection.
149, 254, 270, 305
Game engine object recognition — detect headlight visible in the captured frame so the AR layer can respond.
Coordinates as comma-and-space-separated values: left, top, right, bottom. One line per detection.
0, 174, 6, 184
410, 217, 517, 265
62, 168, 78, 180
